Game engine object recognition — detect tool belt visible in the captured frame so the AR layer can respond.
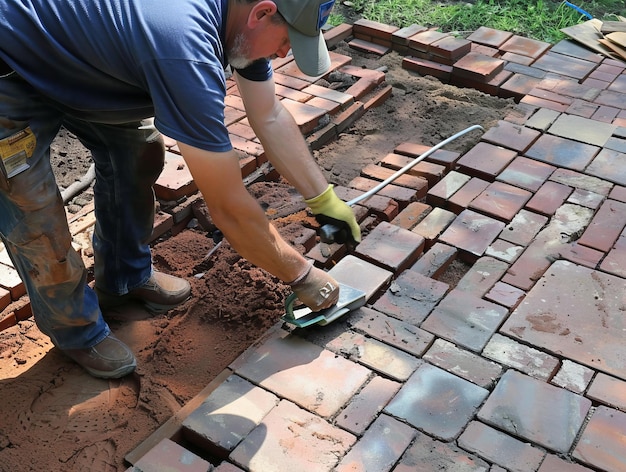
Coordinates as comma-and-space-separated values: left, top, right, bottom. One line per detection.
0, 56, 13, 75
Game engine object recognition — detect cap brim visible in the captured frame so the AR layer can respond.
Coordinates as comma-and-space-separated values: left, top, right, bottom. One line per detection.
287, 26, 331, 77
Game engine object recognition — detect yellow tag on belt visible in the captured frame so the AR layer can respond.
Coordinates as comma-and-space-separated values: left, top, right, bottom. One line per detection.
0, 127, 36, 178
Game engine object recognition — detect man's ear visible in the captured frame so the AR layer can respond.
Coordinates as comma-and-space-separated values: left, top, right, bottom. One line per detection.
247, 0, 279, 28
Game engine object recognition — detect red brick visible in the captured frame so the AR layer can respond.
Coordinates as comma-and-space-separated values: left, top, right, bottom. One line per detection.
409, 242, 457, 279
457, 142, 518, 181
323, 23, 352, 48
360, 164, 428, 196
578, 199, 626, 252
338, 65, 386, 85
469, 181, 533, 222
500, 35, 551, 59
591, 104, 620, 123
327, 330, 421, 382
458, 421, 545, 471
426, 171, 471, 207
501, 51, 536, 65
348, 38, 390, 56
566, 98, 599, 118
499, 73, 543, 100
348, 176, 416, 209
353, 18, 399, 42
402, 56, 452, 81
380, 152, 445, 187
301, 84, 354, 108
448, 177, 490, 214
335, 415, 415, 472
372, 269, 449, 325
439, 209, 506, 260
331, 101, 366, 134
0, 286, 10, 312
281, 98, 328, 134
538, 455, 595, 472
481, 120, 541, 153
343, 77, 378, 100
335, 375, 402, 435
354, 221, 425, 274
485, 238, 523, 264
390, 201, 432, 230
483, 336, 560, 381
275, 83, 312, 102
429, 36, 472, 62
412, 207, 456, 248
521, 94, 570, 112
587, 373, 626, 410
408, 30, 450, 53
154, 151, 197, 201
349, 307, 435, 357
484, 281, 525, 309
573, 406, 626, 472
363, 84, 393, 110
525, 180, 573, 216
394, 142, 461, 171
497, 156, 556, 192
562, 242, 604, 269
452, 52, 505, 82
424, 338, 503, 389
392, 24, 428, 46
467, 26, 513, 48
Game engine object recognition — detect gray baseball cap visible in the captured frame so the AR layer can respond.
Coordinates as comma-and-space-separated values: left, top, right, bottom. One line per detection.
274, 0, 336, 76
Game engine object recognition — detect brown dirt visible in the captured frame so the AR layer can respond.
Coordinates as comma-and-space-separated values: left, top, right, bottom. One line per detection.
0, 38, 515, 470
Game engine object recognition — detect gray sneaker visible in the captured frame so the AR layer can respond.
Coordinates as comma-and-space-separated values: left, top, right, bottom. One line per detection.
96, 271, 191, 314
63, 334, 137, 379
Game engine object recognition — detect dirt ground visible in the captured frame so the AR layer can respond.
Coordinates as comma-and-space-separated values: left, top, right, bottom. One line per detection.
0, 35, 515, 470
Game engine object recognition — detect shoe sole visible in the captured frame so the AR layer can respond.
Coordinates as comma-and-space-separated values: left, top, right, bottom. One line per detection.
143, 295, 191, 315
82, 360, 137, 379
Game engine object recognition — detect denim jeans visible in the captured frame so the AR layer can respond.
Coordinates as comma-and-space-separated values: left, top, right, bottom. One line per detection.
0, 72, 164, 350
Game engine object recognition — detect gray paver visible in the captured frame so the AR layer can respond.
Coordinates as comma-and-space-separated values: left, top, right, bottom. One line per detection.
502, 260, 626, 380
478, 370, 591, 453
385, 363, 488, 440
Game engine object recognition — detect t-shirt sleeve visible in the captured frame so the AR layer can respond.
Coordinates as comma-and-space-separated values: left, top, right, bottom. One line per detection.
142, 58, 234, 153
234, 58, 273, 81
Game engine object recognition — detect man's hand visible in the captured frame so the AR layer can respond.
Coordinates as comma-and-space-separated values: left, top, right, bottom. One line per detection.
305, 185, 361, 243
290, 263, 339, 311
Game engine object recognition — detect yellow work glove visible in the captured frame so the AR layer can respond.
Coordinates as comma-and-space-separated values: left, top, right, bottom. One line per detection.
304, 184, 361, 243
289, 262, 339, 311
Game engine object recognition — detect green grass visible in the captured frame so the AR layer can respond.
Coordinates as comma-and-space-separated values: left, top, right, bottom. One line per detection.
332, 0, 626, 43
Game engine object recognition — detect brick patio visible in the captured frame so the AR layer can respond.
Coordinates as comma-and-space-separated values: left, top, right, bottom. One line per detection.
2, 18, 626, 472
125, 21, 626, 472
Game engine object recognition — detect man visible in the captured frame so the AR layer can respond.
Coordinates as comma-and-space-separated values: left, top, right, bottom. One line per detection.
0, 0, 360, 379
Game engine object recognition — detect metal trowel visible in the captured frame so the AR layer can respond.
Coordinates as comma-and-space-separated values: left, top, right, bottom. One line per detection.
282, 282, 367, 328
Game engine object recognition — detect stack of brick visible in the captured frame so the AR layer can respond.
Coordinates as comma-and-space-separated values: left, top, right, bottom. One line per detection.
347, 18, 626, 104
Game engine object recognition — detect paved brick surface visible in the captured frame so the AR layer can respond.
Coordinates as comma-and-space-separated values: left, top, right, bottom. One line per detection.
121, 23, 626, 472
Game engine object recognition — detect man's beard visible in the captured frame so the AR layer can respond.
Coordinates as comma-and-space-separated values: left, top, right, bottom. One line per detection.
227, 33, 254, 69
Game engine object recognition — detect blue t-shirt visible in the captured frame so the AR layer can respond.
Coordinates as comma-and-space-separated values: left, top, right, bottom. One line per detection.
0, 0, 272, 152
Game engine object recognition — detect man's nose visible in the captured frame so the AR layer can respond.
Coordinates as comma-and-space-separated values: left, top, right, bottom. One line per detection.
276, 43, 291, 58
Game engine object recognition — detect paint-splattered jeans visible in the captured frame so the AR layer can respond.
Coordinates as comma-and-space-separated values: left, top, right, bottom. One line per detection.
0, 71, 164, 350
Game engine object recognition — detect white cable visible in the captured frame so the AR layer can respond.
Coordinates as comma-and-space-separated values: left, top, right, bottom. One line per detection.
346, 124, 485, 207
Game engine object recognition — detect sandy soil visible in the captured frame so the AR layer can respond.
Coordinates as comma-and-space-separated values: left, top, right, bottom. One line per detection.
0, 37, 515, 470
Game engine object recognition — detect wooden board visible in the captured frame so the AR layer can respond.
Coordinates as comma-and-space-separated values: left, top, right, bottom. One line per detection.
600, 21, 626, 34
561, 19, 621, 60
600, 38, 626, 61
607, 32, 626, 49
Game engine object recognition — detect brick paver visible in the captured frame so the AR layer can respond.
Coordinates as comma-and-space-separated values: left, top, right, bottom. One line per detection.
123, 22, 626, 472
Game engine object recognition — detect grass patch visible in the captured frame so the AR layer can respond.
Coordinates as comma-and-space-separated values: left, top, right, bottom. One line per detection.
334, 0, 626, 43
